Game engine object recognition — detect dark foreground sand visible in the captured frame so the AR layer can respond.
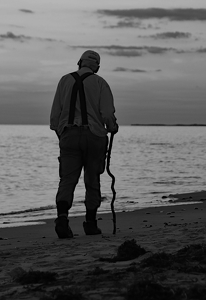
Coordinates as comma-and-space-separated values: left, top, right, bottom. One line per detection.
1, 191, 206, 300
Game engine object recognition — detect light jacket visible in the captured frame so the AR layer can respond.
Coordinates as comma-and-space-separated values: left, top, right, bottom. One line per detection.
50, 68, 117, 137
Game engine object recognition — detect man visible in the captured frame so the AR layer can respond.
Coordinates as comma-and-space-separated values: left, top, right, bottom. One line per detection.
50, 50, 118, 239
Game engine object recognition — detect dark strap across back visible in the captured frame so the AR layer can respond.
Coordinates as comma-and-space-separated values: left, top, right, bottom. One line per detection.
68, 72, 93, 125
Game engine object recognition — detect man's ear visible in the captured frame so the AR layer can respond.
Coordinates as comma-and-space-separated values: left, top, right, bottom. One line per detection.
77, 59, 82, 68
94, 65, 100, 73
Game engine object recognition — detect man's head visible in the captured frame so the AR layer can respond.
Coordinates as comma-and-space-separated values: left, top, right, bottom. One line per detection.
77, 50, 100, 73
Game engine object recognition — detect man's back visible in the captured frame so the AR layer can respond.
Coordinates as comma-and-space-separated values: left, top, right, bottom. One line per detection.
50, 67, 117, 137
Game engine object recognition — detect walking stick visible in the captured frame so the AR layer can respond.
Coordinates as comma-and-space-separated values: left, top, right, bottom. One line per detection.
106, 132, 116, 234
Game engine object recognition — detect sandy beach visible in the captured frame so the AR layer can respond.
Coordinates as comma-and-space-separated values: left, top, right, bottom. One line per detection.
1, 191, 206, 299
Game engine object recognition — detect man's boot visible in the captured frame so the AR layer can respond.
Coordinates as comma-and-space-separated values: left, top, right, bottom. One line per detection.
83, 209, 102, 235
55, 216, 73, 239
55, 201, 73, 239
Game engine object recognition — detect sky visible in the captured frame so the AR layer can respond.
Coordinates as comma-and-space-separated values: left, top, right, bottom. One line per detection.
1, 0, 206, 125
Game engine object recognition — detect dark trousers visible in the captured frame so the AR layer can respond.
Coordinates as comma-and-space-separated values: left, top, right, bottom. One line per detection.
56, 127, 108, 211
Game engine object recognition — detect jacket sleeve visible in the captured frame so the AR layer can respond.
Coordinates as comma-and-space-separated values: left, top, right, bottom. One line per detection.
50, 80, 62, 132
99, 80, 118, 132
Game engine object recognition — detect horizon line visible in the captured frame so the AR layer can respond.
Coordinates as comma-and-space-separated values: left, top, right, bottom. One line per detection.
131, 123, 206, 126
0, 123, 206, 127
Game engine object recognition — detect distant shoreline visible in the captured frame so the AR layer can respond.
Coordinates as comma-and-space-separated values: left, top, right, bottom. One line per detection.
0, 123, 206, 127
131, 124, 206, 126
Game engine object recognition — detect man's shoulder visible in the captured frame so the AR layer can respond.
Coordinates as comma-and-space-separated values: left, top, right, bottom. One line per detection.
58, 73, 75, 85
94, 74, 109, 85
94, 74, 104, 81
95, 75, 111, 91
60, 73, 73, 80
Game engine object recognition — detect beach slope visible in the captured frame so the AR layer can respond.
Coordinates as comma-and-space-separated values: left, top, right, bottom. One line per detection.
1, 195, 206, 299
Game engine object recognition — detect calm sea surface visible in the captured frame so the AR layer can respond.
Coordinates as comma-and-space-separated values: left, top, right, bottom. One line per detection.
0, 125, 205, 227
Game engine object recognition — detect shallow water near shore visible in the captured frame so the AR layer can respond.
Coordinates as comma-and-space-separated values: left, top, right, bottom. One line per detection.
0, 125, 205, 227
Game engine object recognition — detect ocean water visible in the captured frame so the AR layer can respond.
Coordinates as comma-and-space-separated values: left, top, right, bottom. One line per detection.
0, 125, 205, 227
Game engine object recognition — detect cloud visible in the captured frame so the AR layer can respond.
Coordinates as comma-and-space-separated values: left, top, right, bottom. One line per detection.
197, 48, 206, 53
98, 8, 206, 21
74, 44, 206, 56
142, 31, 192, 39
0, 32, 31, 41
105, 20, 160, 30
19, 9, 34, 14
109, 50, 142, 57
114, 67, 147, 72
72, 45, 175, 56
0, 31, 59, 43
105, 20, 149, 29
109, 46, 174, 56
105, 20, 140, 28
113, 67, 162, 73
146, 46, 173, 54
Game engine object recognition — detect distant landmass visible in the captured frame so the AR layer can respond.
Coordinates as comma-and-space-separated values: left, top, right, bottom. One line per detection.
131, 124, 206, 126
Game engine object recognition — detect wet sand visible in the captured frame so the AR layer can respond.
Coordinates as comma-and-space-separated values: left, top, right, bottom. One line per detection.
1, 191, 206, 299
